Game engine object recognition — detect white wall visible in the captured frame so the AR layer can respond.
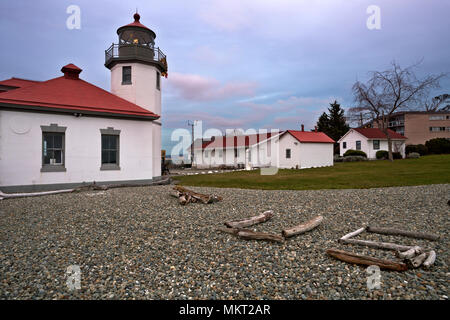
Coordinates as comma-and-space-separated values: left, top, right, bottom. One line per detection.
110, 62, 162, 116
0, 110, 155, 188
277, 133, 301, 169
298, 143, 334, 168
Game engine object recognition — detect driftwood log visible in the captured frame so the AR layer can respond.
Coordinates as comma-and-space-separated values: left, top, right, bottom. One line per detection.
397, 246, 423, 259
217, 227, 284, 243
282, 215, 323, 238
339, 238, 414, 252
340, 227, 366, 240
173, 186, 222, 205
225, 210, 273, 228
326, 248, 408, 271
423, 250, 436, 269
367, 226, 439, 241
409, 252, 428, 268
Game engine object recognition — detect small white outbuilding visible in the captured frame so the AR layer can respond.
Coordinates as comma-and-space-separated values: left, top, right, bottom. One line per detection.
192, 129, 335, 169
338, 128, 407, 159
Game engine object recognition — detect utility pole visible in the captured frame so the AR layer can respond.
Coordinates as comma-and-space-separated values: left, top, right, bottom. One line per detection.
187, 120, 198, 165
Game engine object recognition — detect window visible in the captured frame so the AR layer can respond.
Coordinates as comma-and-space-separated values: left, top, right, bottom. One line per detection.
156, 71, 161, 90
234, 149, 239, 158
41, 124, 66, 172
430, 127, 445, 132
373, 140, 380, 150
356, 141, 361, 150
122, 66, 131, 84
100, 128, 120, 170
343, 142, 347, 149
286, 149, 291, 159
248, 150, 251, 162
218, 150, 223, 158
429, 115, 445, 120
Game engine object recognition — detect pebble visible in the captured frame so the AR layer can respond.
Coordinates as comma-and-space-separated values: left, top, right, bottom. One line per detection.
0, 183, 448, 300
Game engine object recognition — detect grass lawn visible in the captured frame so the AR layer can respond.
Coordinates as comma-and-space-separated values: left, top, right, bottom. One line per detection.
176, 154, 450, 190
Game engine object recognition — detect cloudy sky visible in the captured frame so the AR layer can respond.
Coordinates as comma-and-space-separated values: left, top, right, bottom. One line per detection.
0, 0, 449, 151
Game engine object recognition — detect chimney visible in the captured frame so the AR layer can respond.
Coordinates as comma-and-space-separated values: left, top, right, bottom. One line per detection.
314, 126, 317, 132
301, 124, 304, 132
61, 63, 82, 80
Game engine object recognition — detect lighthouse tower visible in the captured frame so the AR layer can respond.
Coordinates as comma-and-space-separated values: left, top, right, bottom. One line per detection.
105, 13, 167, 178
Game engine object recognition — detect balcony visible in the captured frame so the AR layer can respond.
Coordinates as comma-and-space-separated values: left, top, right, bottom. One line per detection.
105, 44, 167, 72
388, 120, 404, 127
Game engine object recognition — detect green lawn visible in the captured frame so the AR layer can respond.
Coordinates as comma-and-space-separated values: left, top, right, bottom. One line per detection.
176, 155, 450, 190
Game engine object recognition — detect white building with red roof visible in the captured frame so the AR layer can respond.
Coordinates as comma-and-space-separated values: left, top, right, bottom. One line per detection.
338, 128, 407, 158
0, 13, 167, 192
191, 126, 335, 169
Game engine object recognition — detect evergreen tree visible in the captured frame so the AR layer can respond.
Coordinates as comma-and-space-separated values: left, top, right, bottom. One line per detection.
316, 101, 349, 154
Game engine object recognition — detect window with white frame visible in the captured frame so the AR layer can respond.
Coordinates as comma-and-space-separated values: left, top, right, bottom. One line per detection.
343, 142, 347, 149
356, 141, 361, 150
373, 140, 380, 150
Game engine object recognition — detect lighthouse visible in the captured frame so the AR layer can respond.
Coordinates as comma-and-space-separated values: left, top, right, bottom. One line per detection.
105, 12, 167, 177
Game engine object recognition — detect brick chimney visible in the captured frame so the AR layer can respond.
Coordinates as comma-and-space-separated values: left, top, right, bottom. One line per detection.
301, 124, 304, 132
314, 126, 317, 132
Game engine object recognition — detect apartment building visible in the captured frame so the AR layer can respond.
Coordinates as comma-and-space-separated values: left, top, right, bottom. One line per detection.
367, 111, 450, 145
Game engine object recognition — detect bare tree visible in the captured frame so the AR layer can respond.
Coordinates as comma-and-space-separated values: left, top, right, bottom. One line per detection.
424, 94, 450, 111
350, 61, 445, 161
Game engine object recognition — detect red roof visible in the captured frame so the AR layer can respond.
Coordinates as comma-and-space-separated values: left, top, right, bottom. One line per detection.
119, 13, 152, 31
0, 64, 159, 120
354, 128, 407, 139
287, 130, 335, 143
0, 77, 41, 89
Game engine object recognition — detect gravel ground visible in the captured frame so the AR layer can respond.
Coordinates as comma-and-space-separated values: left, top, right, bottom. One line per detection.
0, 183, 448, 300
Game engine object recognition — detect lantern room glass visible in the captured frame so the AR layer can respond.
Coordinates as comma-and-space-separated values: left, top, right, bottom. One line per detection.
118, 29, 154, 48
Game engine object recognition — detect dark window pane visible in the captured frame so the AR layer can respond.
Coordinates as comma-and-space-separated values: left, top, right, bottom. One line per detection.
122, 66, 131, 83
44, 150, 53, 164
109, 136, 117, 149
102, 135, 109, 150
44, 133, 54, 148
102, 150, 109, 164
54, 150, 62, 164
109, 151, 117, 164
54, 135, 62, 148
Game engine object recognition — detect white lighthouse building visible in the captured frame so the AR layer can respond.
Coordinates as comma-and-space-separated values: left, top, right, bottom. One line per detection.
105, 12, 167, 179
0, 13, 167, 192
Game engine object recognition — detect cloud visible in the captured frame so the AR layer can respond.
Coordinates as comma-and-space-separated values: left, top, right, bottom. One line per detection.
167, 72, 257, 101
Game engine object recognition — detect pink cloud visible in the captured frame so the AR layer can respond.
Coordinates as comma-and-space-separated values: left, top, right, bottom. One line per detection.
168, 72, 257, 101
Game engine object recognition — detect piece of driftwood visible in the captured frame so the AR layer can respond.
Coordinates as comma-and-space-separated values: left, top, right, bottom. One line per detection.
397, 246, 423, 259
339, 238, 414, 252
340, 227, 366, 241
409, 252, 428, 268
367, 226, 440, 241
282, 215, 323, 238
423, 250, 436, 269
0, 189, 75, 200
225, 210, 273, 228
217, 227, 284, 243
326, 248, 408, 271
173, 185, 222, 204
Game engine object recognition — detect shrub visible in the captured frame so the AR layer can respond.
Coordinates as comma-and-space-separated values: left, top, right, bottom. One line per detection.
343, 155, 368, 162
343, 149, 367, 158
376, 150, 389, 160
334, 155, 344, 162
376, 150, 402, 159
406, 144, 428, 156
406, 152, 420, 159
425, 138, 450, 154
392, 152, 402, 159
